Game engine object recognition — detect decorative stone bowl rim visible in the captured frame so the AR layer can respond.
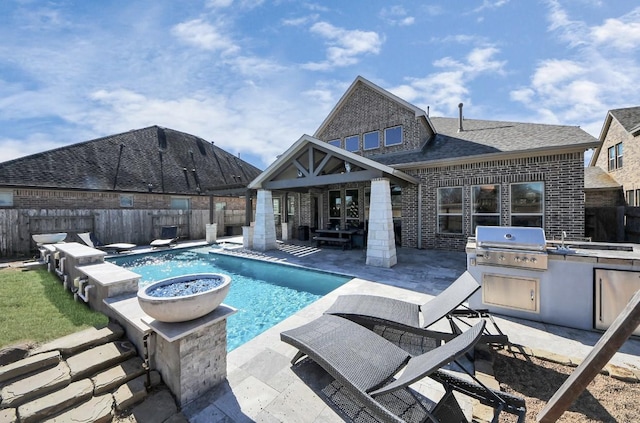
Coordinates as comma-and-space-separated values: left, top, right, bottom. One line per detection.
137, 273, 231, 323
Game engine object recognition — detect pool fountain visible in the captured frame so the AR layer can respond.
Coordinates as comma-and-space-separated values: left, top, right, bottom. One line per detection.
137, 273, 231, 323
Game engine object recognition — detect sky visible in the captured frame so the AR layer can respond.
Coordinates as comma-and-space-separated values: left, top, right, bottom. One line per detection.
0, 0, 638, 170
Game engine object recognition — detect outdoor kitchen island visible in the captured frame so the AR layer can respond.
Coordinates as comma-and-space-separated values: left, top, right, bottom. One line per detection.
466, 226, 640, 335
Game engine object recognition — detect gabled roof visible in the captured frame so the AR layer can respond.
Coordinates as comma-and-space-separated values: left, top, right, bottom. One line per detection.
590, 106, 640, 166
584, 166, 621, 190
313, 76, 436, 137
370, 117, 598, 168
248, 134, 418, 190
0, 126, 262, 195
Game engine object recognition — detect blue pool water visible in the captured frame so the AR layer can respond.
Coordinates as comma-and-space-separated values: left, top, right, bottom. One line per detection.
109, 247, 350, 351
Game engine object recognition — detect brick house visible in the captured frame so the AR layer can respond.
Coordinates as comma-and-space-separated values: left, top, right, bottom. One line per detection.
588, 106, 640, 207
0, 126, 262, 257
248, 76, 598, 262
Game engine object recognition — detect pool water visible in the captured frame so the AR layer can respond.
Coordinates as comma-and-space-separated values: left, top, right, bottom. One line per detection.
109, 247, 350, 351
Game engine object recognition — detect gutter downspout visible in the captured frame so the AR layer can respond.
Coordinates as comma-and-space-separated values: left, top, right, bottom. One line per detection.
417, 183, 422, 249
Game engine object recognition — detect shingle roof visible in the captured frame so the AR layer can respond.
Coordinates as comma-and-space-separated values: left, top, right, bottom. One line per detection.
609, 106, 640, 133
370, 116, 598, 166
0, 126, 262, 194
584, 166, 621, 190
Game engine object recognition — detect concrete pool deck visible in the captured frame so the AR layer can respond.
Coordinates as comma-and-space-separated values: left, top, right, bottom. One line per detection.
175, 238, 640, 422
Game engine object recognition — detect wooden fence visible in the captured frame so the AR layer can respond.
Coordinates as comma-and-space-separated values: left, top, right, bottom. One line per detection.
0, 207, 246, 258
585, 206, 640, 243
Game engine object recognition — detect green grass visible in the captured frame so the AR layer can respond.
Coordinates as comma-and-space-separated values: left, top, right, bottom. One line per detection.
0, 266, 109, 348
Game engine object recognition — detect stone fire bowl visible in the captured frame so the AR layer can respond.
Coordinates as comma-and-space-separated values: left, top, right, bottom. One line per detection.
137, 273, 231, 323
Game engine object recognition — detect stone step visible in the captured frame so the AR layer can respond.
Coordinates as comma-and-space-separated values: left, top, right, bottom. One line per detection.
91, 356, 146, 395
32, 322, 125, 357
0, 350, 61, 384
41, 393, 113, 423
113, 370, 162, 412
0, 362, 71, 408
67, 340, 137, 380
16, 379, 94, 423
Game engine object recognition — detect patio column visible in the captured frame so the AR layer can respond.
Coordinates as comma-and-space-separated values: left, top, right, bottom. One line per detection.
253, 189, 277, 251
366, 178, 397, 268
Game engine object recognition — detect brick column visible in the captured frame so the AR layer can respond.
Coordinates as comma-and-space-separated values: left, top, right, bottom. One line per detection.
253, 189, 277, 251
366, 178, 397, 268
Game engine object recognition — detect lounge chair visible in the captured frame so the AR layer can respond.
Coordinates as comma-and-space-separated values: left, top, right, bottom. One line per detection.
281, 314, 525, 423
77, 232, 136, 253
150, 226, 179, 248
325, 271, 507, 345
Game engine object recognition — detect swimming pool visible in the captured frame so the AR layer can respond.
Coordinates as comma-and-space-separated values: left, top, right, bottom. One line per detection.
109, 247, 350, 351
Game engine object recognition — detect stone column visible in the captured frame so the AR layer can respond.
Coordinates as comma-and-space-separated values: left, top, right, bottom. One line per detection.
366, 178, 397, 268
205, 223, 217, 243
253, 189, 277, 251
242, 224, 254, 249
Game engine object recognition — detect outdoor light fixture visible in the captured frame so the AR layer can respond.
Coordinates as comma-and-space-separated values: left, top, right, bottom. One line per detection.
345, 161, 351, 173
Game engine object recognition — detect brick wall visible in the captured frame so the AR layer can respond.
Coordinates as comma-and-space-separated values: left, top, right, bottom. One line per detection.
402, 152, 586, 251
315, 83, 432, 155
585, 189, 625, 207
594, 117, 640, 203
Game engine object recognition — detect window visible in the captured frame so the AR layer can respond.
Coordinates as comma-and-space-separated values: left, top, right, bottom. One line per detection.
329, 190, 341, 228
608, 143, 623, 171
363, 131, 380, 150
472, 185, 500, 231
328, 139, 341, 148
437, 187, 463, 234
287, 195, 295, 221
616, 143, 623, 168
170, 197, 190, 210
510, 182, 544, 227
345, 135, 359, 152
120, 194, 134, 208
627, 190, 635, 207
273, 197, 281, 225
384, 126, 403, 146
0, 190, 13, 207
345, 189, 359, 223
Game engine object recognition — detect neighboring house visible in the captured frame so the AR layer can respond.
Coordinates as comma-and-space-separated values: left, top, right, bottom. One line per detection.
588, 106, 640, 207
249, 76, 599, 255
0, 126, 262, 257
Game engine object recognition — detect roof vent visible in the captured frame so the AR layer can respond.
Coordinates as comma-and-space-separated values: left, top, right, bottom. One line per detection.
458, 103, 464, 132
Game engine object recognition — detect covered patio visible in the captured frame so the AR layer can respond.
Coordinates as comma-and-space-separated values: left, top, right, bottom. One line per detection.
245, 135, 419, 268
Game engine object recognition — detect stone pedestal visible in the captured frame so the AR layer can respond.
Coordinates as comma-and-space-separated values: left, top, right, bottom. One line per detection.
242, 225, 254, 249
366, 178, 397, 268
253, 190, 277, 251
281, 222, 293, 241
105, 296, 236, 408
147, 305, 236, 407
206, 223, 218, 244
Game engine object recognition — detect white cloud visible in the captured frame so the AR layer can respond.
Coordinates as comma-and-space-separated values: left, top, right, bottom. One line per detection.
591, 8, 640, 51
282, 15, 318, 27
389, 46, 505, 115
171, 19, 238, 54
206, 0, 233, 8
302, 22, 383, 71
473, 0, 510, 14
510, 3, 640, 135
380, 6, 415, 26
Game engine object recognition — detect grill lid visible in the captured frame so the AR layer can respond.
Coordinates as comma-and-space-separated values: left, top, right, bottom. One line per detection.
475, 226, 547, 251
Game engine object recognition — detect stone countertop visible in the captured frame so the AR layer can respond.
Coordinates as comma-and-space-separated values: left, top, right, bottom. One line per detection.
466, 239, 640, 266
54, 242, 108, 259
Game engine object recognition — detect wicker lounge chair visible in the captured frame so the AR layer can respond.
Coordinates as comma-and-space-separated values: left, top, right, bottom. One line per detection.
325, 271, 507, 345
77, 232, 136, 253
281, 314, 525, 423
150, 226, 179, 248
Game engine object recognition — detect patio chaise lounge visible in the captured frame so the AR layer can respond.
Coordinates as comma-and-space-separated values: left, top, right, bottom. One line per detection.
150, 226, 179, 248
325, 271, 508, 345
281, 314, 526, 423
77, 232, 136, 253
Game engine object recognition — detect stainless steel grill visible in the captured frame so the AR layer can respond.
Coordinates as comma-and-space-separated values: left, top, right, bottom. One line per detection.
474, 226, 548, 270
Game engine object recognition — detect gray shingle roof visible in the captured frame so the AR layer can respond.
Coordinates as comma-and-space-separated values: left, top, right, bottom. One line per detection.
371, 116, 598, 166
584, 166, 621, 190
0, 126, 262, 194
609, 106, 640, 133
